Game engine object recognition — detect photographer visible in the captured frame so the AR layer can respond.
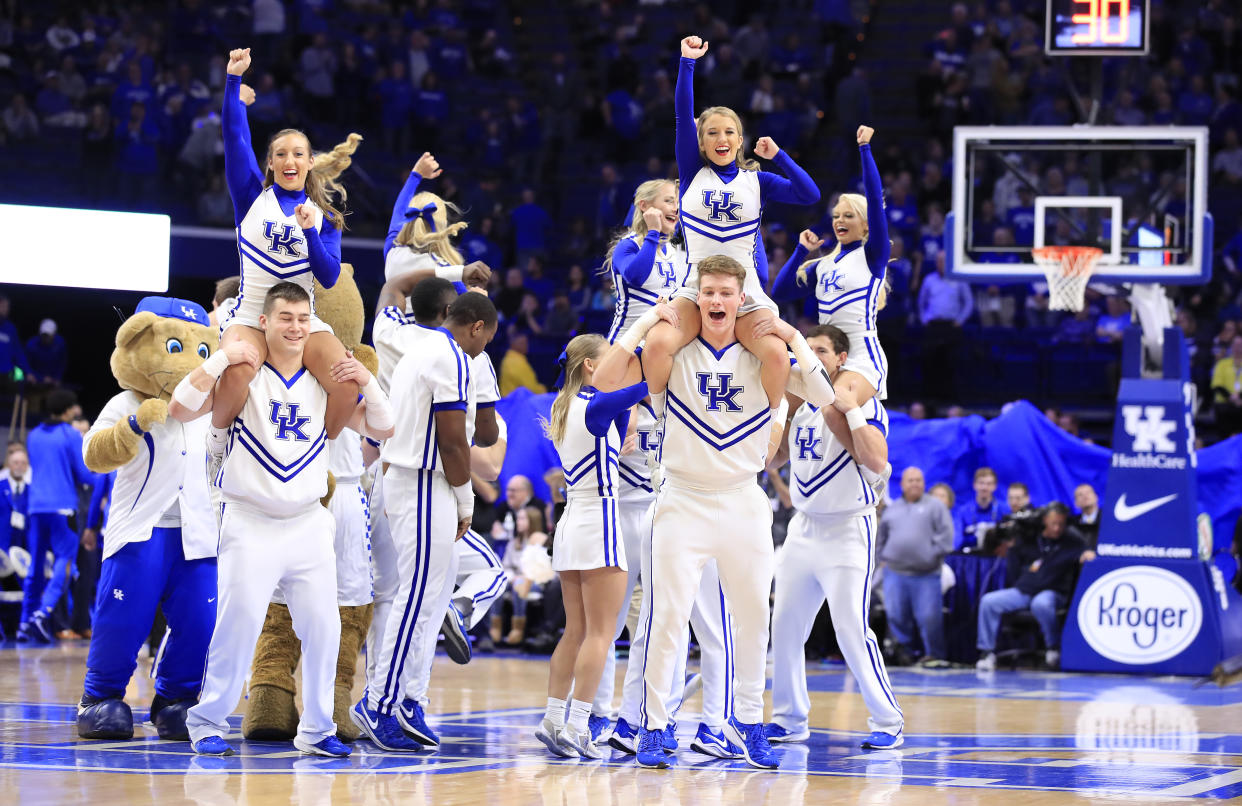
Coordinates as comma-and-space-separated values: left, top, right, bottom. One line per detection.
985, 482, 1039, 555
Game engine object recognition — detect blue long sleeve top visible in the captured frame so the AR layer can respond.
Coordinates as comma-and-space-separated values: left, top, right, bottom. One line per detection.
612, 230, 662, 286
86, 472, 115, 531
584, 381, 650, 440
26, 421, 96, 515
771, 143, 889, 301
222, 74, 341, 287
384, 170, 424, 258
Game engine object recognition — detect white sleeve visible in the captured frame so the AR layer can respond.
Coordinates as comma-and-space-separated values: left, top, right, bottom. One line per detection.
384, 248, 432, 281
785, 360, 834, 408
424, 338, 471, 411
472, 352, 501, 405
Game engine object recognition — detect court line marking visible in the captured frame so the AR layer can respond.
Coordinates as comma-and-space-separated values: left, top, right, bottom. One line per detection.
1158, 769, 1242, 797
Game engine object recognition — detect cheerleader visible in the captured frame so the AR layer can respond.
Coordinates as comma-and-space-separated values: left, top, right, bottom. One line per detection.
534, 334, 648, 760
383, 153, 473, 289
771, 125, 890, 402
211, 48, 361, 445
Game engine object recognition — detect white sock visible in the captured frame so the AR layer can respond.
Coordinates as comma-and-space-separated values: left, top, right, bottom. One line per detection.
206, 425, 227, 457
567, 699, 591, 734
544, 696, 566, 729
649, 389, 666, 420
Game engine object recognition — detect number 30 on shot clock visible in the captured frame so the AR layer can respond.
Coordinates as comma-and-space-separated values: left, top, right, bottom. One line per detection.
1046, 0, 1149, 56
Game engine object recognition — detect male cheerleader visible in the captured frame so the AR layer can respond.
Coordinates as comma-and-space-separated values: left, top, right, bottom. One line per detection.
172, 283, 394, 757
764, 324, 903, 749
354, 290, 497, 752
594, 255, 836, 770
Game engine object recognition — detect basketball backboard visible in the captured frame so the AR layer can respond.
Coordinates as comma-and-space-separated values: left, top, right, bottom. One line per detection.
946, 126, 1211, 285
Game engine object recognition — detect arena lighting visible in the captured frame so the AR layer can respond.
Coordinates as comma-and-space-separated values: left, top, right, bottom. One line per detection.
0, 203, 170, 292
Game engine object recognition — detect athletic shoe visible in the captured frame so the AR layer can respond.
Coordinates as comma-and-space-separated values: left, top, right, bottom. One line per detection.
730, 719, 780, 769
30, 610, 54, 643
975, 652, 996, 672
441, 603, 472, 665
762, 723, 809, 743
587, 714, 612, 743
350, 698, 422, 752
918, 657, 952, 669
560, 725, 604, 759
608, 717, 639, 754
295, 735, 352, 757
534, 718, 575, 758
636, 728, 670, 769
193, 736, 234, 756
1045, 649, 1061, 669
662, 720, 678, 753
77, 697, 134, 740
690, 723, 743, 758
860, 731, 904, 749
397, 698, 439, 747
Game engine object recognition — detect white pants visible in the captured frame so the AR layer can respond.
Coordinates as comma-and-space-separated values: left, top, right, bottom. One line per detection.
187, 504, 339, 745
771, 510, 902, 734
642, 479, 772, 729
453, 529, 509, 629
366, 465, 397, 684
367, 467, 458, 714
273, 477, 372, 608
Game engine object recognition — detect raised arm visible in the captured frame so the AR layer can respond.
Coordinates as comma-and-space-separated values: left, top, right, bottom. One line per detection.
375, 263, 490, 316
675, 38, 709, 192
857, 127, 890, 275
223, 49, 264, 226
754, 140, 821, 206
593, 303, 676, 392
752, 317, 835, 409
383, 152, 442, 257
771, 230, 824, 301
584, 380, 650, 438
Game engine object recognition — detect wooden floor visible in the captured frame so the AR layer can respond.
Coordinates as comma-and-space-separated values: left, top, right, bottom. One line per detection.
2, 640, 1241, 804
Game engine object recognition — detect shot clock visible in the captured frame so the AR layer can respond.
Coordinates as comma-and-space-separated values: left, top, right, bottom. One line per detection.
1046, 0, 1150, 56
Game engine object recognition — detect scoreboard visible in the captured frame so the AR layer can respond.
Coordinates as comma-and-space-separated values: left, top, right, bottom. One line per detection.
1046, 0, 1150, 56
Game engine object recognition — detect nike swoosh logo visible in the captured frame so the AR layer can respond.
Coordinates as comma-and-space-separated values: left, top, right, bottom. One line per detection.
1114, 492, 1178, 522
207, 598, 216, 603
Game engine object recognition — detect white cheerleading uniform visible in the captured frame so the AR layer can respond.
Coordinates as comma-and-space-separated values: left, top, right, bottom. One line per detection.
552, 389, 626, 572
225, 187, 333, 335
385, 248, 464, 286
771, 397, 902, 736
808, 244, 889, 399
370, 328, 472, 714
327, 429, 372, 607
188, 363, 340, 747
608, 234, 691, 343
674, 168, 777, 315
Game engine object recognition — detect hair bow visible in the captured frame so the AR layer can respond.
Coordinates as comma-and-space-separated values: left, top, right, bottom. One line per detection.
553, 348, 569, 390
404, 202, 438, 231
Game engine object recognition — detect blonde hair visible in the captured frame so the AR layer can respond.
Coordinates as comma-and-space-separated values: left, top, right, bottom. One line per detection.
696, 106, 759, 171
393, 191, 468, 265
263, 129, 362, 231
543, 333, 607, 446
600, 178, 677, 276
697, 254, 747, 288
796, 192, 891, 312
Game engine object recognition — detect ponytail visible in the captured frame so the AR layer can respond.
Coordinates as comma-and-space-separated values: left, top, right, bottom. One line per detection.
542, 334, 606, 446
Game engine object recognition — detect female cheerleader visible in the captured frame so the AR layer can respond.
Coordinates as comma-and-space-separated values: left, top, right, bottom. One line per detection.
614, 35, 820, 412
535, 334, 648, 759
383, 152, 474, 286
212, 48, 360, 442
771, 125, 890, 403
602, 179, 691, 343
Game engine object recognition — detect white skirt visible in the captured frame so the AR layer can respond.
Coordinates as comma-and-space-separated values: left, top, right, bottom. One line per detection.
840, 330, 888, 401
552, 497, 627, 572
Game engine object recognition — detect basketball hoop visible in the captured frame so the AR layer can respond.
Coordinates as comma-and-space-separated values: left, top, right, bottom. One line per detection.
1032, 246, 1103, 312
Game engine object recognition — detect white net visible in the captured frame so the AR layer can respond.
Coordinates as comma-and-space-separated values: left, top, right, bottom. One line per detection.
1032, 246, 1103, 312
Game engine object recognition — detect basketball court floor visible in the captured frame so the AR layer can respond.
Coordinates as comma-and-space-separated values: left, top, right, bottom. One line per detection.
1, 642, 1239, 804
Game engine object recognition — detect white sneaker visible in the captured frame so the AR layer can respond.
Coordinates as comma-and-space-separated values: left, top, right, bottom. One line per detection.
1045, 649, 1061, 668
559, 725, 603, 759
534, 718, 575, 758
975, 652, 996, 672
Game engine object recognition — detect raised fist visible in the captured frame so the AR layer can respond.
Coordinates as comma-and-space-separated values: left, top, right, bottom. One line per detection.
227, 48, 251, 77
681, 36, 709, 59
463, 261, 492, 288
135, 398, 169, 432
294, 203, 316, 230
642, 207, 665, 232
799, 229, 824, 251
856, 125, 874, 146
754, 136, 779, 160
413, 151, 442, 179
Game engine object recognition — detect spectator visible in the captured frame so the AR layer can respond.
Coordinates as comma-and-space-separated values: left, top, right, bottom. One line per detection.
991, 481, 1040, 554
0, 294, 32, 384
543, 291, 577, 337
1095, 296, 1131, 343
564, 264, 593, 316
496, 505, 548, 646
114, 101, 161, 210
499, 331, 547, 396
461, 216, 505, 271
496, 268, 527, 320
20, 388, 96, 643
1053, 307, 1097, 344
3, 93, 40, 141
976, 285, 1016, 328
1212, 128, 1242, 184
376, 60, 416, 156
513, 293, 545, 337
1072, 483, 1101, 549
975, 503, 1088, 671
595, 164, 627, 238
953, 467, 1009, 551
197, 175, 234, 226
877, 467, 955, 666
589, 273, 618, 314
1211, 335, 1242, 435
491, 475, 547, 548
908, 401, 927, 420
299, 33, 338, 119
25, 319, 67, 412
0, 446, 31, 554
510, 188, 553, 264
918, 254, 973, 326
928, 482, 955, 510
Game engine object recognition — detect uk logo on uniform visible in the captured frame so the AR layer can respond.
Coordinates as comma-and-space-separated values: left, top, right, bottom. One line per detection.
821, 267, 844, 293
180, 306, 198, 320
655, 261, 680, 289
795, 426, 822, 461
638, 428, 662, 453
702, 190, 742, 222
262, 220, 304, 257
697, 372, 744, 412
269, 401, 311, 441
1121, 405, 1177, 453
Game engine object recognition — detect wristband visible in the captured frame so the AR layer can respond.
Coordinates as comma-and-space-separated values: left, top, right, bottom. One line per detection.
773, 396, 789, 425
618, 307, 662, 353
172, 375, 209, 411
494, 412, 508, 443
200, 349, 230, 379
435, 265, 465, 283
845, 407, 867, 431
127, 415, 143, 435
452, 481, 474, 521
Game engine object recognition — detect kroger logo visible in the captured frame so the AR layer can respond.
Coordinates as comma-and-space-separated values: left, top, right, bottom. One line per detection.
1077, 566, 1202, 665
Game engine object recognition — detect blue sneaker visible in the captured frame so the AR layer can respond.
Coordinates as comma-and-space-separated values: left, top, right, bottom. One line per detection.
397, 698, 440, 747
295, 735, 352, 757
587, 714, 612, 743
662, 720, 678, 753
31, 610, 55, 643
729, 719, 779, 769
861, 731, 904, 749
762, 722, 809, 743
636, 728, 670, 769
192, 735, 234, 756
350, 698, 422, 753
441, 603, 471, 665
608, 717, 638, 754
689, 722, 743, 759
